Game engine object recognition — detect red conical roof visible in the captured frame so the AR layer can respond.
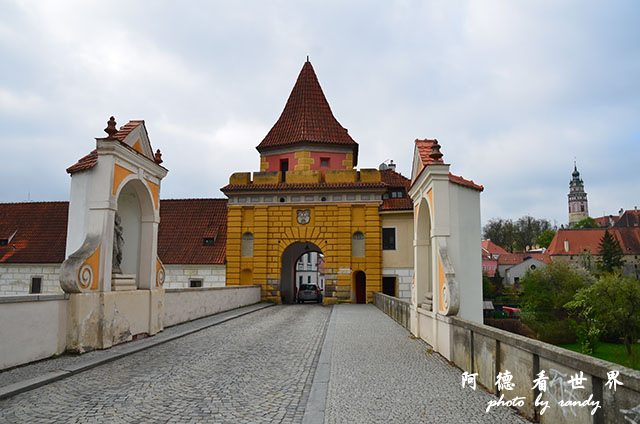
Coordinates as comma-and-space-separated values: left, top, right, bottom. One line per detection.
257, 61, 358, 163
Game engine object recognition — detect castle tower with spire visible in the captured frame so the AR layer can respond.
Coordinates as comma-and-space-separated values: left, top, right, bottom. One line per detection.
568, 162, 589, 226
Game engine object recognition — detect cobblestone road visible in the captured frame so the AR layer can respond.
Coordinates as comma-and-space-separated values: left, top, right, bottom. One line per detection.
324, 304, 529, 424
0, 305, 330, 423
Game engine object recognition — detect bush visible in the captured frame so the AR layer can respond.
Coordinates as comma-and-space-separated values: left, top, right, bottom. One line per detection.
530, 319, 576, 345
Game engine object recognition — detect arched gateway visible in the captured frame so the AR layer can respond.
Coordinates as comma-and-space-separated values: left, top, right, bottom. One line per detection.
223, 60, 386, 304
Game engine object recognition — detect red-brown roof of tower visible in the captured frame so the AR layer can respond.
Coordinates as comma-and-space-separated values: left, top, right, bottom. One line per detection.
257, 61, 358, 164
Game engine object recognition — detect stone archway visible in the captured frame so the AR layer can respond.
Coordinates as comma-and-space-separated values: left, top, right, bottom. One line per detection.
115, 178, 156, 290
415, 199, 432, 310
280, 241, 322, 304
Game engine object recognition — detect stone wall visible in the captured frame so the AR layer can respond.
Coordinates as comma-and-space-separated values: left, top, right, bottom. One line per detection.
0, 264, 63, 295
382, 267, 413, 301
373, 292, 410, 330
164, 285, 261, 327
163, 264, 226, 289
449, 316, 640, 422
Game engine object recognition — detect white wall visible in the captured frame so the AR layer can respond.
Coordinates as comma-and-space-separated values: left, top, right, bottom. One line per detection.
0, 295, 68, 369
164, 264, 226, 288
0, 264, 63, 295
65, 171, 91, 258
448, 183, 483, 324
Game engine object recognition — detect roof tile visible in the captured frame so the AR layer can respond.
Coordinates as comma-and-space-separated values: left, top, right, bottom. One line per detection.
257, 61, 358, 159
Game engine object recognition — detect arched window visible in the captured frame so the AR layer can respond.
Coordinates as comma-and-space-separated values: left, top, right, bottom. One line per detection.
241, 233, 254, 257
352, 232, 365, 257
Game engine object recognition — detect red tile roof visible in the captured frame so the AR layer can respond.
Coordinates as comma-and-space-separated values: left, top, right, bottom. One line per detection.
593, 215, 619, 228
449, 173, 484, 191
113, 120, 144, 141
221, 181, 387, 193
66, 149, 98, 174
0, 202, 69, 263
497, 252, 551, 265
481, 240, 509, 256
0, 199, 228, 265
614, 209, 640, 228
547, 228, 640, 256
67, 120, 152, 174
415, 139, 445, 166
158, 199, 227, 264
256, 61, 358, 164
380, 169, 413, 211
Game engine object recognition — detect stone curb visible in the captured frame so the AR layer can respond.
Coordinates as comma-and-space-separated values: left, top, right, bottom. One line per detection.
0, 302, 274, 401
302, 304, 337, 424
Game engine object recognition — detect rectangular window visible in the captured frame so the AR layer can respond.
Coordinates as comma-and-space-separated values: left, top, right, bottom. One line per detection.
320, 158, 330, 167
189, 279, 203, 288
203, 237, 215, 246
307, 275, 311, 284
299, 275, 303, 285
30, 277, 42, 294
0, 239, 8, 246
382, 228, 396, 250
280, 159, 288, 182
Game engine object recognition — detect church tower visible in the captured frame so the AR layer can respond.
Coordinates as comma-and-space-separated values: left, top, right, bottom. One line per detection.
568, 162, 589, 226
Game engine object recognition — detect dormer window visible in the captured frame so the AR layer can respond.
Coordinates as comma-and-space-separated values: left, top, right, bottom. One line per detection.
391, 191, 404, 199
203, 237, 215, 246
0, 239, 7, 246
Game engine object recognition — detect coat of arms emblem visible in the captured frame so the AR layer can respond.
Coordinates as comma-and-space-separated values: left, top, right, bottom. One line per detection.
297, 209, 311, 225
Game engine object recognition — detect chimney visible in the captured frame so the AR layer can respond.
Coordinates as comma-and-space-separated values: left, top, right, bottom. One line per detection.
635, 206, 638, 212
619, 208, 625, 218
388, 160, 396, 171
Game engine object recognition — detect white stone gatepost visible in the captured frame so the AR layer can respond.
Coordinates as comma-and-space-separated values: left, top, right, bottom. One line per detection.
408, 139, 482, 360
60, 117, 168, 352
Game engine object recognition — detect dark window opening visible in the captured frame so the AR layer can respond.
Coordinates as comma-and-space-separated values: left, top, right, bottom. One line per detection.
321, 158, 330, 167
279, 197, 286, 203
321, 197, 327, 202
382, 277, 396, 296
203, 237, 215, 246
280, 159, 288, 182
0, 239, 8, 246
382, 193, 389, 200
31, 277, 42, 294
382, 228, 396, 250
189, 279, 203, 288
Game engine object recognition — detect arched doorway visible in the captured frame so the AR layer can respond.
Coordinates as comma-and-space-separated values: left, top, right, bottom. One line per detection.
415, 199, 432, 308
115, 179, 155, 289
353, 271, 366, 304
280, 241, 323, 304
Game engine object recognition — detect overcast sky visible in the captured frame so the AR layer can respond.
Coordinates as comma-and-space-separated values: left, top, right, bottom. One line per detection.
1, 1, 638, 228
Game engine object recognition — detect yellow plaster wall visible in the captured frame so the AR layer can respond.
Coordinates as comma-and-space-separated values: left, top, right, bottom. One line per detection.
325, 169, 357, 183
285, 170, 321, 184
381, 211, 414, 269
226, 203, 382, 303
229, 172, 251, 185
359, 169, 381, 182
260, 157, 269, 172
342, 153, 354, 169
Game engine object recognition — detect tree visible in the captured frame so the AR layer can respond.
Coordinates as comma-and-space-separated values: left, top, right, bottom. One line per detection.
483, 216, 554, 252
520, 261, 591, 343
574, 217, 598, 229
483, 218, 517, 252
566, 274, 640, 363
536, 229, 556, 249
598, 230, 625, 273
514, 216, 553, 251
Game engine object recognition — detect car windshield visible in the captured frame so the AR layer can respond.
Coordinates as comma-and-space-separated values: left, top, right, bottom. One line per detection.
300, 284, 316, 291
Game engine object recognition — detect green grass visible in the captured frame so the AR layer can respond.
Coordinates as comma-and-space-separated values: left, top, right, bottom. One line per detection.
558, 342, 640, 370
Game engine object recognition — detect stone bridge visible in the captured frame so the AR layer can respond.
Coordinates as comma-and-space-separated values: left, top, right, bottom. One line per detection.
1, 303, 526, 423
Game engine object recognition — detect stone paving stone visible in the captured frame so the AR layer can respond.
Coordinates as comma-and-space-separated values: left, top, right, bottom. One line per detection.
324, 304, 530, 424
0, 305, 331, 423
